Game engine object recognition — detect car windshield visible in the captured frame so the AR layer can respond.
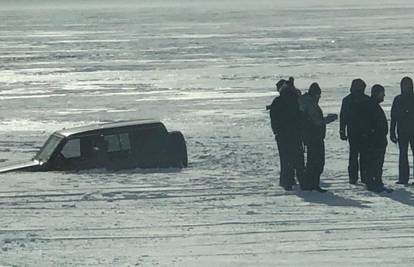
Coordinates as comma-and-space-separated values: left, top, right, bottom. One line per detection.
34, 134, 64, 162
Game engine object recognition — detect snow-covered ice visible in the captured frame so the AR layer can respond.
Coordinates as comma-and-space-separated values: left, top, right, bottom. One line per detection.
1, 0, 414, 266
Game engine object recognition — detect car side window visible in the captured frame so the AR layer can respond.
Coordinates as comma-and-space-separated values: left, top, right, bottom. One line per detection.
104, 133, 131, 152
104, 135, 120, 152
119, 133, 131, 150
61, 139, 81, 158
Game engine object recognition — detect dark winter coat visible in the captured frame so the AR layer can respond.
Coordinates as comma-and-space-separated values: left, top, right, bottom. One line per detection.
340, 92, 371, 137
298, 92, 326, 142
365, 98, 388, 145
390, 93, 414, 136
270, 88, 303, 138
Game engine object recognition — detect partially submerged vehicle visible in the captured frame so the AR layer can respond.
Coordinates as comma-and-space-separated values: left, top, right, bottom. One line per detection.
0, 119, 187, 173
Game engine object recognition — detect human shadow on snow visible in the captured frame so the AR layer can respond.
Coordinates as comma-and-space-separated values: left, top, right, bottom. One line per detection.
379, 188, 414, 206
295, 190, 371, 208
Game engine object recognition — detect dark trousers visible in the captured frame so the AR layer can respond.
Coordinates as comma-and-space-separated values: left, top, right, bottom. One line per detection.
303, 139, 325, 189
398, 134, 414, 183
276, 134, 305, 187
348, 136, 369, 183
365, 140, 387, 190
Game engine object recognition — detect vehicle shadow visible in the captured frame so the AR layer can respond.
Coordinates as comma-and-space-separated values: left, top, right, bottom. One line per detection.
380, 188, 414, 206
295, 190, 371, 208
71, 167, 184, 175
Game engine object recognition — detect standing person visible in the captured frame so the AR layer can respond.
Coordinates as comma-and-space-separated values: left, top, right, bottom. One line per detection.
364, 84, 391, 193
299, 83, 337, 192
390, 77, 414, 185
270, 79, 305, 190
339, 79, 371, 184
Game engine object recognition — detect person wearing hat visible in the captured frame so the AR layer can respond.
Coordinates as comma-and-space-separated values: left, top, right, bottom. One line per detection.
299, 82, 337, 192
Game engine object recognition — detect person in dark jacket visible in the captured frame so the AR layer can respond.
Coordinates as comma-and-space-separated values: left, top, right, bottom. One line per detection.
364, 84, 391, 193
339, 79, 371, 184
270, 80, 305, 190
266, 79, 286, 110
390, 77, 414, 185
299, 83, 337, 192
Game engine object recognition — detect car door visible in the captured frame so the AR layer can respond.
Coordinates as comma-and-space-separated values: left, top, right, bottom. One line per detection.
103, 132, 134, 170
57, 135, 105, 170
129, 125, 169, 168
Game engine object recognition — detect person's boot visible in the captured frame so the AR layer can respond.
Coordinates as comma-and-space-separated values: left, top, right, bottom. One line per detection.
361, 177, 367, 184
348, 166, 359, 185
349, 177, 358, 185
366, 181, 378, 192
367, 181, 393, 193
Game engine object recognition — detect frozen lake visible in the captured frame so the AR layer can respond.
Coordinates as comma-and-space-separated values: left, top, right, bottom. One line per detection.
1, 0, 414, 265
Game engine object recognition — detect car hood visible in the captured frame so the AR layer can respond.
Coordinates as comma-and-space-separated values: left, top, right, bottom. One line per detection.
0, 160, 42, 173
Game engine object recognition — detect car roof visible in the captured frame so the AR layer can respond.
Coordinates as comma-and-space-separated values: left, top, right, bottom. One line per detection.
55, 119, 163, 137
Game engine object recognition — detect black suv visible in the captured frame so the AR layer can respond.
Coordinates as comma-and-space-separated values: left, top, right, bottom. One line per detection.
0, 119, 187, 173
